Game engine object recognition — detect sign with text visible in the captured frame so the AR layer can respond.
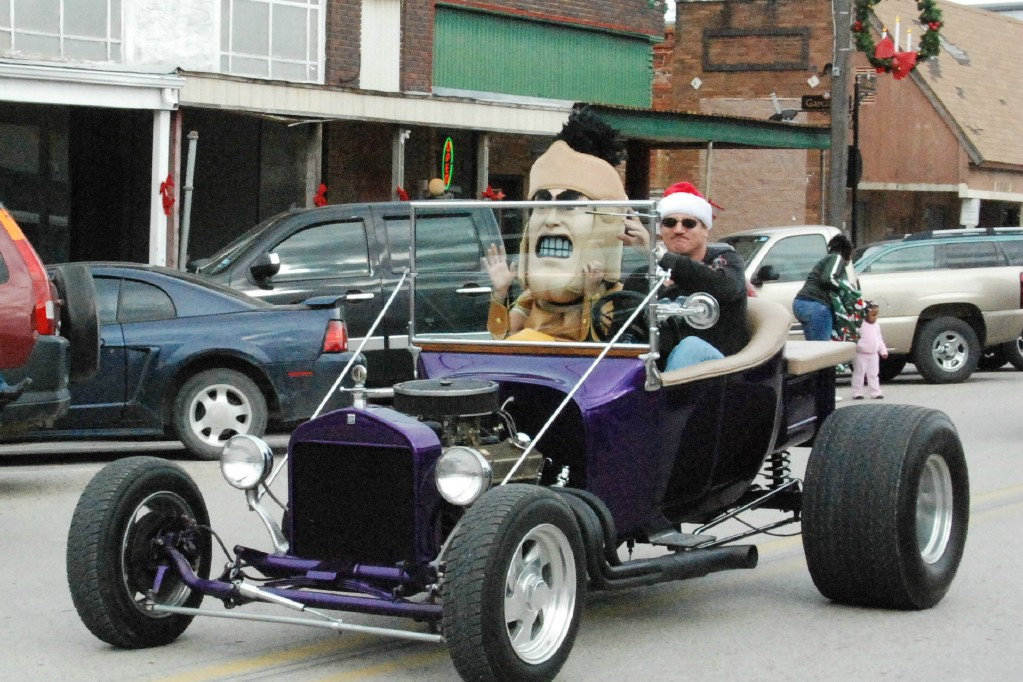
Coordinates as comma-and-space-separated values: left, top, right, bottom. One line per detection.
801, 94, 830, 112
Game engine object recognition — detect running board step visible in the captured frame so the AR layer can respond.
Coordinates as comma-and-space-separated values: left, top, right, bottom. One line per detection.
648, 530, 716, 549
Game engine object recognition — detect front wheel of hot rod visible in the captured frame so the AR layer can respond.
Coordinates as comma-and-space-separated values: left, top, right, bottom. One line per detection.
442, 485, 586, 682
802, 404, 969, 610
66, 456, 212, 648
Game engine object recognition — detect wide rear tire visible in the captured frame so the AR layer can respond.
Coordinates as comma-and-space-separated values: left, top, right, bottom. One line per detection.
442, 485, 586, 681
66, 456, 212, 648
802, 404, 969, 609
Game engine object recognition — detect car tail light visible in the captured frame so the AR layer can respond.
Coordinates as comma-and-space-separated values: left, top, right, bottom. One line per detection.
322, 320, 348, 353
1, 211, 57, 335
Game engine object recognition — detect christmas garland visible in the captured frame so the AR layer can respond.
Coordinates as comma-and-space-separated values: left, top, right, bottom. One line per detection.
852, 0, 943, 78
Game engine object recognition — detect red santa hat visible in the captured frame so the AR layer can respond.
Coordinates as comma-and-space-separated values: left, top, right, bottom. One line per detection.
657, 181, 714, 229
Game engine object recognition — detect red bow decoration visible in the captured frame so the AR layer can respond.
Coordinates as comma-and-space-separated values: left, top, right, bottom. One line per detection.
891, 51, 918, 80
481, 185, 505, 201
313, 183, 328, 207
874, 35, 896, 60
395, 186, 410, 201
159, 174, 175, 217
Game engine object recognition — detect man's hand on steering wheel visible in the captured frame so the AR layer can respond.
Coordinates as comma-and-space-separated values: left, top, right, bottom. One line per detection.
590, 290, 649, 343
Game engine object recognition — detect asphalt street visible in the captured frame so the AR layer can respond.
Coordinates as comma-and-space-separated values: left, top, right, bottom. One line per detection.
2, 364, 1022, 680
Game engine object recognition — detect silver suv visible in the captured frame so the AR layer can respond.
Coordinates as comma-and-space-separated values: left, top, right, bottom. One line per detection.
854, 228, 1023, 383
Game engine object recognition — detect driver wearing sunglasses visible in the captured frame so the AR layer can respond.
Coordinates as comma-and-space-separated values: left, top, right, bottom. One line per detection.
653, 182, 750, 371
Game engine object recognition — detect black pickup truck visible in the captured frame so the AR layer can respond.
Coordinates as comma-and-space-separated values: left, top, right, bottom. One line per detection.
192, 202, 505, 385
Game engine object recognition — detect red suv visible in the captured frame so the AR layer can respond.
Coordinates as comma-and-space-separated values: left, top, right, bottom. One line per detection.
1, 206, 98, 435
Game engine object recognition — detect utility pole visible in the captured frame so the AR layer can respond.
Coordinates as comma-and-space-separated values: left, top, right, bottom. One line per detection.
827, 0, 853, 230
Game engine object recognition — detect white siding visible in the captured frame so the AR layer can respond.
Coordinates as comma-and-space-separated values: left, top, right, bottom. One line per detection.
359, 0, 400, 92
126, 0, 218, 71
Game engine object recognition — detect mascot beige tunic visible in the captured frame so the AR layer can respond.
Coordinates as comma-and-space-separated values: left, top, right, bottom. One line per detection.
488, 140, 627, 342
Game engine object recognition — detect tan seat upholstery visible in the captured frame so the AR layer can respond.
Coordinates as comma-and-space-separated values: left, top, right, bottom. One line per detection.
660, 297, 793, 386
784, 340, 855, 375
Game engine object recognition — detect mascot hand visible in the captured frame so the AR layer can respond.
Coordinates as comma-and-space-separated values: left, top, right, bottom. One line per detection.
483, 243, 517, 300
582, 260, 605, 298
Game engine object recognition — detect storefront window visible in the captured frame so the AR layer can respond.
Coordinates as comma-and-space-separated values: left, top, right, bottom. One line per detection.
0, 0, 122, 62
220, 0, 324, 83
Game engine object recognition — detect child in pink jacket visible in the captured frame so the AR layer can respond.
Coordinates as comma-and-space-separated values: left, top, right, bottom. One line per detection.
852, 301, 888, 399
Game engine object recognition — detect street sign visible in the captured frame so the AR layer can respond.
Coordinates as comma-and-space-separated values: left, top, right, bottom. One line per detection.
801, 94, 830, 112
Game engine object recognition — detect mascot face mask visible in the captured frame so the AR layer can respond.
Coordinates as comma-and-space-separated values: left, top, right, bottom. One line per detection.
522, 140, 627, 303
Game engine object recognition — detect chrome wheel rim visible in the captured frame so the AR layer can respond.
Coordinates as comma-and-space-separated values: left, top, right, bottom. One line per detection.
504, 523, 577, 664
930, 331, 969, 372
120, 491, 197, 616
916, 454, 954, 564
187, 382, 254, 447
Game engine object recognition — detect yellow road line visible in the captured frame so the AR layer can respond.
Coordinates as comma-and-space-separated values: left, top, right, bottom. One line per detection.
316, 649, 450, 682
161, 638, 367, 682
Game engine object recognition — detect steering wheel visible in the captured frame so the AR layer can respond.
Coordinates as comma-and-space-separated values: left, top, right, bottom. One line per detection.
590, 290, 649, 343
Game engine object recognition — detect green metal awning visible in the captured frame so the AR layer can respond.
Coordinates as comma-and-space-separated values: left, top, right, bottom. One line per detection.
585, 103, 831, 150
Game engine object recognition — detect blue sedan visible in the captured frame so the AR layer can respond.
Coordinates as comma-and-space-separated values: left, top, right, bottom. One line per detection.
31, 263, 362, 459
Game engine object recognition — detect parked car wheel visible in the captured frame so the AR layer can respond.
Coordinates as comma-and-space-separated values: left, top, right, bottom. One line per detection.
1000, 335, 1023, 371
977, 347, 1007, 371
442, 485, 585, 681
66, 456, 211, 648
172, 368, 268, 460
51, 264, 100, 382
802, 404, 969, 609
912, 317, 980, 383
878, 356, 907, 382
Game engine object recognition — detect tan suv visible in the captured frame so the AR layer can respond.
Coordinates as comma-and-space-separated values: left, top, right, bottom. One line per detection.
854, 229, 1023, 383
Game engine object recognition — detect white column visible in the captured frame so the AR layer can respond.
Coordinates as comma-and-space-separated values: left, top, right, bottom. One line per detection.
150, 109, 172, 265
476, 134, 490, 197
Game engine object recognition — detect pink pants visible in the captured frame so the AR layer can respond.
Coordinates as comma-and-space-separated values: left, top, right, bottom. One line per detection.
852, 351, 882, 398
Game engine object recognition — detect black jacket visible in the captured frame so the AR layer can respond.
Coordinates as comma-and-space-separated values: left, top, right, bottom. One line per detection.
795, 253, 847, 306
657, 245, 750, 363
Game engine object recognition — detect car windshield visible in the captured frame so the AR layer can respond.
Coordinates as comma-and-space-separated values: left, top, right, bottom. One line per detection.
852, 241, 896, 269
408, 200, 657, 349
194, 214, 282, 275
719, 234, 769, 264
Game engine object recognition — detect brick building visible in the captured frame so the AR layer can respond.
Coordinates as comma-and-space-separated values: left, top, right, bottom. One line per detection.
651, 0, 837, 234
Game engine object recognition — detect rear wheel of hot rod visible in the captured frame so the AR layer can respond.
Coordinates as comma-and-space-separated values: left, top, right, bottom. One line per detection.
802, 404, 969, 609
442, 485, 586, 681
66, 456, 212, 648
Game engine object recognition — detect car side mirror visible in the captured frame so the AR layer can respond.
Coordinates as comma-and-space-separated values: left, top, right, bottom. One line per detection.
250, 252, 281, 281
752, 264, 780, 286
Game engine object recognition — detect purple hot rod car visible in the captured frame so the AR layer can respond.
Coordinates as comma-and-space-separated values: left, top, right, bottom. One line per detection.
66, 200, 969, 681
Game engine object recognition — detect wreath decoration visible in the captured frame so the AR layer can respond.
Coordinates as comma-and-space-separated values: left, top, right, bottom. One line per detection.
852, 0, 943, 79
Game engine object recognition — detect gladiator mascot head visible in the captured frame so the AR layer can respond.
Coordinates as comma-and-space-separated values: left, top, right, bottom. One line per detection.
520, 109, 627, 303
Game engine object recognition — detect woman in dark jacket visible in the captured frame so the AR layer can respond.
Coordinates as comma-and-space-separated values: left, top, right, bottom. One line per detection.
792, 234, 854, 341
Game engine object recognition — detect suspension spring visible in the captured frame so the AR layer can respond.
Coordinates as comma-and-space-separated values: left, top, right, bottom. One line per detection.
765, 450, 792, 489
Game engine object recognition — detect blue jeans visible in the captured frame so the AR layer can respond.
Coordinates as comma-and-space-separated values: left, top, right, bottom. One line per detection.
665, 336, 725, 371
793, 298, 832, 341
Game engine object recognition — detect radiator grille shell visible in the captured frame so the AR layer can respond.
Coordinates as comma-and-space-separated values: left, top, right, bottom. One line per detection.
289, 442, 415, 565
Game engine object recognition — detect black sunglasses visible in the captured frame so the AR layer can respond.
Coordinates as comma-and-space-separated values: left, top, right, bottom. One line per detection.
662, 217, 701, 230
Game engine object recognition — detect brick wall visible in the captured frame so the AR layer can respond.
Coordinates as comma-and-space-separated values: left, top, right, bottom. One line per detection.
325, 0, 362, 85
651, 1, 835, 233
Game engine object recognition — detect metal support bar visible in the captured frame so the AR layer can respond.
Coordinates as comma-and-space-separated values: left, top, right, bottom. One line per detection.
150, 604, 444, 644
693, 479, 801, 536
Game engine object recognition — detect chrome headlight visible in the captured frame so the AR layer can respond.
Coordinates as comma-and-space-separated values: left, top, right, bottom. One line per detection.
220, 434, 273, 490
435, 446, 492, 506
